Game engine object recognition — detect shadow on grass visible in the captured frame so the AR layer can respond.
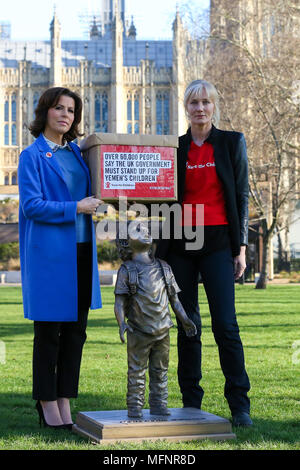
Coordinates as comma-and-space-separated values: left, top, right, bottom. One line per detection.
0, 317, 122, 340
0, 301, 23, 305
236, 310, 300, 317
1, 392, 300, 448
0, 322, 33, 338
0, 392, 125, 445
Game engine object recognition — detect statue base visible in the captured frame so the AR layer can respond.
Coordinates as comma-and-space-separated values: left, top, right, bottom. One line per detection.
73, 408, 236, 444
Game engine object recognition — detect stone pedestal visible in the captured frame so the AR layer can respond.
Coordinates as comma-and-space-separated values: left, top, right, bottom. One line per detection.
73, 408, 236, 444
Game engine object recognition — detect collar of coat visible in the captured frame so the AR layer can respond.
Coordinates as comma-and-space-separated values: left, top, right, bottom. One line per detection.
42, 133, 72, 153
184, 124, 221, 146
33, 133, 90, 188
35, 133, 81, 159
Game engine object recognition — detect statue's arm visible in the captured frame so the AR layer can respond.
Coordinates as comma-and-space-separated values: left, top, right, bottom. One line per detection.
114, 294, 132, 343
169, 294, 197, 337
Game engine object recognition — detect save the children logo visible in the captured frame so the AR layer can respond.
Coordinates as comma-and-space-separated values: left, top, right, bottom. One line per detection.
186, 162, 216, 170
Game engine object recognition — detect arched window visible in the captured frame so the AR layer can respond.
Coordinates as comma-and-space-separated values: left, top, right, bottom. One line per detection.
11, 173, 17, 185
33, 92, 40, 116
127, 99, 132, 121
4, 99, 9, 122
101, 93, 108, 132
11, 94, 17, 122
11, 124, 17, 145
4, 174, 9, 185
4, 124, 9, 146
156, 91, 169, 135
156, 123, 162, 135
94, 91, 108, 133
4, 97, 9, 146
95, 94, 101, 122
3, 92, 18, 145
134, 98, 139, 121
127, 92, 140, 134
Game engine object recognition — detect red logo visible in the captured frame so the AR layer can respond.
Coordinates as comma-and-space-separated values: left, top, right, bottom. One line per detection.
46, 152, 52, 158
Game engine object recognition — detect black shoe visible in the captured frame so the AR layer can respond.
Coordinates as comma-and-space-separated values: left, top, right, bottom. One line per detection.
127, 408, 143, 419
64, 423, 74, 430
150, 407, 171, 416
232, 411, 253, 427
35, 401, 68, 430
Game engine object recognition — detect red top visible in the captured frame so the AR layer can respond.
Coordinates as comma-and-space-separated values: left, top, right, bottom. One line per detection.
182, 140, 228, 226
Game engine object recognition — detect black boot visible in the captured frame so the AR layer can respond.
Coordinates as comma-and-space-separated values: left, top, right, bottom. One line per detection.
231, 411, 253, 427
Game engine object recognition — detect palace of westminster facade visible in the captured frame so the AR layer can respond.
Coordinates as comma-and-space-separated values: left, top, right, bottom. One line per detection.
0, 0, 298, 195
0, 0, 194, 193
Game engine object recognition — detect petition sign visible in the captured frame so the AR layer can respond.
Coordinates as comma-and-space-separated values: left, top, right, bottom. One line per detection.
101, 145, 175, 199
81, 133, 178, 202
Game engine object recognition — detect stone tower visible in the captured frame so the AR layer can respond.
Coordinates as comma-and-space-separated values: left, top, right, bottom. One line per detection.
111, 0, 125, 132
49, 8, 62, 86
100, 0, 125, 37
210, 0, 272, 55
172, 7, 188, 136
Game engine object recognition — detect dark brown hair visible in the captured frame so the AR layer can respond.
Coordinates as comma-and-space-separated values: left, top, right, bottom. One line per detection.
29, 87, 84, 141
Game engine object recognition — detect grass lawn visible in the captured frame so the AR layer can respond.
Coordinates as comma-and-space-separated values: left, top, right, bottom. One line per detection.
0, 284, 299, 451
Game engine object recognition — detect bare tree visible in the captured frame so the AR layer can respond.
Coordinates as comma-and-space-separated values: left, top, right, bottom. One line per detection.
180, 0, 300, 288
0, 198, 19, 223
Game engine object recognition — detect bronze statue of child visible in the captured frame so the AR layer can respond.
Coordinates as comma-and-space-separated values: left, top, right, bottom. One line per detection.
114, 224, 197, 419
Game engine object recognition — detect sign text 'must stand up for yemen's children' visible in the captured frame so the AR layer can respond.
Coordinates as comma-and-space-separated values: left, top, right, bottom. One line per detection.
80, 133, 178, 202
101, 144, 175, 200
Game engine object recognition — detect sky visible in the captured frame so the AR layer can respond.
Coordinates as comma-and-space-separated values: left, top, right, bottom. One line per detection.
1, 0, 209, 41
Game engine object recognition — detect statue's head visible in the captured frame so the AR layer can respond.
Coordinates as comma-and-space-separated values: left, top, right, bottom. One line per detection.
116, 237, 133, 261
116, 223, 153, 261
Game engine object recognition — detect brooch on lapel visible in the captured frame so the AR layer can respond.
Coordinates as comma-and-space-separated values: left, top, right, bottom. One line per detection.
46, 152, 52, 158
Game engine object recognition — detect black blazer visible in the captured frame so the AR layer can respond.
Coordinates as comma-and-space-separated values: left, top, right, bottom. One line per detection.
156, 125, 249, 259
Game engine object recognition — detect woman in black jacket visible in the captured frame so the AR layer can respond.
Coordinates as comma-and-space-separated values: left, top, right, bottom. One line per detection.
156, 79, 252, 427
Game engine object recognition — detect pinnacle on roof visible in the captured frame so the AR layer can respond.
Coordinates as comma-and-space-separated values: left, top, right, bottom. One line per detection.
128, 16, 137, 38
90, 16, 101, 38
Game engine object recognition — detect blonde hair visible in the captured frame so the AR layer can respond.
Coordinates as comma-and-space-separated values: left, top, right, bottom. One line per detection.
184, 80, 220, 127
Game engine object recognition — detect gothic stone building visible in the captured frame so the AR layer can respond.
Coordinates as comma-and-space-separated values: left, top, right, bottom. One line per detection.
0, 0, 190, 194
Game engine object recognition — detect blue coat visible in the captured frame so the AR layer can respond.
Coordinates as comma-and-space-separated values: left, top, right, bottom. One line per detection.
18, 133, 102, 321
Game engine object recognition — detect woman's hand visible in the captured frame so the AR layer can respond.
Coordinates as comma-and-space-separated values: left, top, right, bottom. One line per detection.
234, 246, 247, 280
77, 196, 103, 215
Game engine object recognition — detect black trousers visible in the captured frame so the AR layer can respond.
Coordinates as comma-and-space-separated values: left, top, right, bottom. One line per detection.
167, 248, 251, 414
32, 243, 92, 401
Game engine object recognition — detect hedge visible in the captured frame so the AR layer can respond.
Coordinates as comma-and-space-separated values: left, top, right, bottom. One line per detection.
97, 240, 119, 263
0, 241, 120, 265
0, 242, 19, 262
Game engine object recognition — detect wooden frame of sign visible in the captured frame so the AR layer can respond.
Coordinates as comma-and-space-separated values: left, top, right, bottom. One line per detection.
80, 133, 178, 203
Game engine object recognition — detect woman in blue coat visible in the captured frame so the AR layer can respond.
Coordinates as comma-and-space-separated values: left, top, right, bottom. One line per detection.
18, 87, 102, 429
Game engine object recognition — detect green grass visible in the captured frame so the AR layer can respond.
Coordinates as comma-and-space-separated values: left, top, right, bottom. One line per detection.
0, 285, 299, 450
